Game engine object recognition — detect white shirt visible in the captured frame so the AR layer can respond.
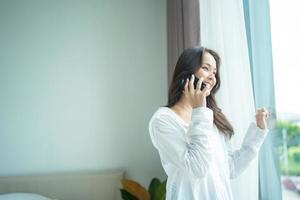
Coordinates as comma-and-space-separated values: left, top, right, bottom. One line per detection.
148, 106, 269, 200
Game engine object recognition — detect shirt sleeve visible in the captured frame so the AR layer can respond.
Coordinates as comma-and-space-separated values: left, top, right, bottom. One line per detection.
149, 107, 215, 179
225, 122, 269, 179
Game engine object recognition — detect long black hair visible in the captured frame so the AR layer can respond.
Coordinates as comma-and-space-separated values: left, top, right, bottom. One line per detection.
166, 47, 234, 138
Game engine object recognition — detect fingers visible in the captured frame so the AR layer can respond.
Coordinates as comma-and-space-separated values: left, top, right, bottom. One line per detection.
189, 74, 195, 92
196, 76, 204, 90
183, 78, 189, 93
202, 83, 211, 95
193, 74, 209, 95
255, 107, 270, 130
186, 74, 207, 95
261, 107, 269, 117
256, 107, 269, 119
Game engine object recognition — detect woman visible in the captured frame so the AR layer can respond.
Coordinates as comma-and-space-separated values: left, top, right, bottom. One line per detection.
148, 47, 269, 200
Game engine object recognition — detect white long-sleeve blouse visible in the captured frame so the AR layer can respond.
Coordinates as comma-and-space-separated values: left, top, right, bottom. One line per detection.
148, 106, 269, 200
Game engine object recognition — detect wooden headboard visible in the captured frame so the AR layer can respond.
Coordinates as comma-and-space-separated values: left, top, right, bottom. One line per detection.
0, 170, 124, 200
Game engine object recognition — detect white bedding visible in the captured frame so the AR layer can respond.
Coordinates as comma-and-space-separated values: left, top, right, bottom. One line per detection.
0, 193, 53, 200
0, 170, 124, 200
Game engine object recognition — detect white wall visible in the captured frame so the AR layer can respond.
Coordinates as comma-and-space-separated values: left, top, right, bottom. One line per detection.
0, 0, 167, 188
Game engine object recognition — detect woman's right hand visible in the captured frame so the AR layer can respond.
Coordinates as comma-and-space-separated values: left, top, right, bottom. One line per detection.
182, 74, 211, 108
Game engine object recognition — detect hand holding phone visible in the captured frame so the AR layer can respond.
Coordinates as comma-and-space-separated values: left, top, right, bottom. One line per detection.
179, 74, 206, 91
193, 75, 207, 90
181, 74, 209, 108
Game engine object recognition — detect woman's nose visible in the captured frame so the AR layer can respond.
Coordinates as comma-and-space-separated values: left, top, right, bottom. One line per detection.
207, 74, 214, 80
206, 73, 216, 83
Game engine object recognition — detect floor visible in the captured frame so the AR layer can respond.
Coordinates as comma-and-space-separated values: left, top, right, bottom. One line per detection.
282, 188, 300, 200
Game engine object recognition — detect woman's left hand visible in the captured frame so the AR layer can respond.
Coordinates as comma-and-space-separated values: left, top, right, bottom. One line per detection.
255, 107, 269, 130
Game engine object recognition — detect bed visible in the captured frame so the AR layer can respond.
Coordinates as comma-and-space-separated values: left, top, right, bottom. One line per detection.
0, 170, 124, 200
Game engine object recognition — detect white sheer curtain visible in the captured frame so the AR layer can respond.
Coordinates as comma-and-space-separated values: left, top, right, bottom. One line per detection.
199, 0, 259, 199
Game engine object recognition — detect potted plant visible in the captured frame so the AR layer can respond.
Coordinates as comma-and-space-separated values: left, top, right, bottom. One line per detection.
120, 177, 166, 200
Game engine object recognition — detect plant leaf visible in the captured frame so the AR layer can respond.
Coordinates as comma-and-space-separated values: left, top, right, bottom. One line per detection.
120, 189, 139, 200
152, 179, 167, 200
148, 178, 161, 200
159, 193, 166, 200
121, 179, 150, 200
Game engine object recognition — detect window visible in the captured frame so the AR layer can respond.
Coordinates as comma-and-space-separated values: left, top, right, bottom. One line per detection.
270, 1, 300, 199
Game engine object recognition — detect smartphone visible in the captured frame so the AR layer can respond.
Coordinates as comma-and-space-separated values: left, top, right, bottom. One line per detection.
179, 75, 206, 91
194, 75, 207, 90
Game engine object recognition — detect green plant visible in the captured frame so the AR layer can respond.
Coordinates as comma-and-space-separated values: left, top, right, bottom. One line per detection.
277, 120, 300, 147
120, 177, 166, 200
288, 146, 300, 163
280, 146, 300, 176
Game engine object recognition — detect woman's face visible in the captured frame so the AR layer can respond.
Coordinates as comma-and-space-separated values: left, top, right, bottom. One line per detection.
195, 52, 217, 95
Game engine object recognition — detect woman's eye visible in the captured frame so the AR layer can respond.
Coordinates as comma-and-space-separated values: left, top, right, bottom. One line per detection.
202, 66, 209, 71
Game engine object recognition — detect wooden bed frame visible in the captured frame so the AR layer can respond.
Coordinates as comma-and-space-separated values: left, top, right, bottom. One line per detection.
0, 170, 124, 200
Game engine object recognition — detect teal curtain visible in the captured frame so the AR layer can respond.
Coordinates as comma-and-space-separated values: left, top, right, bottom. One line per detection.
243, 0, 282, 199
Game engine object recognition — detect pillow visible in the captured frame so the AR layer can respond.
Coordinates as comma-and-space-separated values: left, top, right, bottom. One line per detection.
0, 193, 54, 200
